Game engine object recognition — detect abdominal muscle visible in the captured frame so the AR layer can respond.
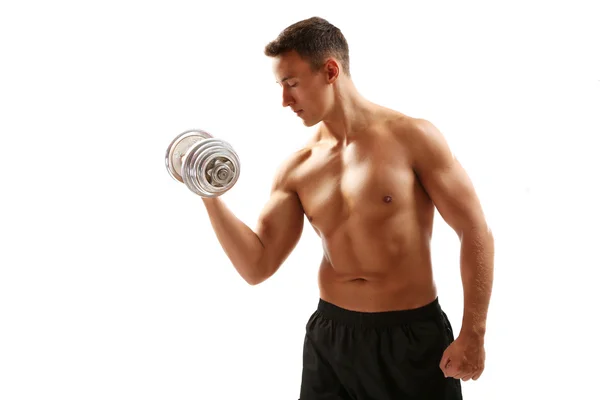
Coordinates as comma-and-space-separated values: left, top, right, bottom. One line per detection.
316, 215, 438, 312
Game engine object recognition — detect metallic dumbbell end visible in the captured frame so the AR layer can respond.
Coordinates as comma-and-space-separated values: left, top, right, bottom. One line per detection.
166, 129, 241, 198
165, 129, 213, 183
182, 138, 241, 197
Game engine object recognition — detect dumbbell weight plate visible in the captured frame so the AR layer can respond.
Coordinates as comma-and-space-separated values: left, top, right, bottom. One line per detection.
182, 138, 241, 197
165, 129, 213, 183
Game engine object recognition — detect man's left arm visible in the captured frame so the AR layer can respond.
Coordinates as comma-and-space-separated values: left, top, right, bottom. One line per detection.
407, 118, 495, 380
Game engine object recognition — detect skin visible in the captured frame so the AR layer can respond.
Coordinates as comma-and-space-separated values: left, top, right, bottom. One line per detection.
202, 50, 494, 382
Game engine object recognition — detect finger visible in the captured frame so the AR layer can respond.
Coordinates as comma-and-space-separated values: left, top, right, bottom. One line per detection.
454, 370, 470, 380
462, 367, 483, 381
444, 362, 459, 378
470, 365, 484, 380
452, 365, 474, 381
439, 353, 451, 372
461, 373, 475, 381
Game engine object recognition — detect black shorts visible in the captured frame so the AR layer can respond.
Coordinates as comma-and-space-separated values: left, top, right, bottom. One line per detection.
299, 297, 462, 400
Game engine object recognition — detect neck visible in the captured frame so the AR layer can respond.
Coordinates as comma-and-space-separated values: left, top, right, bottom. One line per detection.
320, 78, 375, 143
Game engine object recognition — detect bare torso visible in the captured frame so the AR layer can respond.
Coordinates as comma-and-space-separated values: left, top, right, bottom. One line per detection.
289, 108, 438, 312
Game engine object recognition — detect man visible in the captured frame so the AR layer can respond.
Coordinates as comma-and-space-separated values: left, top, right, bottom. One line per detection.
202, 17, 494, 399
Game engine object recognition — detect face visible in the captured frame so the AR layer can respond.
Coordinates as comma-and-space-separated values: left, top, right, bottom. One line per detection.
272, 51, 337, 127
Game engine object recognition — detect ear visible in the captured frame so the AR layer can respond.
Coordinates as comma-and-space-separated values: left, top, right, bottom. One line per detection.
323, 58, 340, 83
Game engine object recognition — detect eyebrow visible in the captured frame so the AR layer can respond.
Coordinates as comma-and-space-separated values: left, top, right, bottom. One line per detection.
276, 76, 295, 84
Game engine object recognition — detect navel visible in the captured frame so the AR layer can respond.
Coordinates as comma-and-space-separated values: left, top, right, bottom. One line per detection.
383, 195, 393, 203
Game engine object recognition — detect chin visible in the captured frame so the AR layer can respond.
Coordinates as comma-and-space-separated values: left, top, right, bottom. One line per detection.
303, 120, 317, 127
301, 115, 320, 127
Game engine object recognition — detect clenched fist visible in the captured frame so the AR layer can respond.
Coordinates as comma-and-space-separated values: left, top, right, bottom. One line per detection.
439, 333, 486, 381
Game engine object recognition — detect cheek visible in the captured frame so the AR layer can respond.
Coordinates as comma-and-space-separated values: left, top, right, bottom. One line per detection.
309, 94, 329, 116
306, 88, 326, 108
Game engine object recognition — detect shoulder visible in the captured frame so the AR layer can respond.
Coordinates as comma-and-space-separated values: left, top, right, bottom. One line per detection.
269, 145, 312, 193
384, 110, 441, 143
385, 112, 454, 171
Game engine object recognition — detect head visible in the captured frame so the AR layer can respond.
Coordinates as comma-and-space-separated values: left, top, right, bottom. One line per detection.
264, 17, 351, 127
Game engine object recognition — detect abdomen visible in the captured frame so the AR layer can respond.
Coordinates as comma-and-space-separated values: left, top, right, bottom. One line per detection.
317, 207, 437, 310
323, 204, 432, 272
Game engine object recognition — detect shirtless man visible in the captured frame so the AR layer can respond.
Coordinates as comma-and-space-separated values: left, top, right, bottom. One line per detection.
202, 17, 494, 399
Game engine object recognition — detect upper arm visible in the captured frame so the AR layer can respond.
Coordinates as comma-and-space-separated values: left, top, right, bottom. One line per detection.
407, 118, 489, 237
254, 155, 305, 279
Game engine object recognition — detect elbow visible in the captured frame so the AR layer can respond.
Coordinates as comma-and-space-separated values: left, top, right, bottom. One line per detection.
458, 222, 494, 243
241, 262, 274, 286
245, 274, 266, 286
482, 222, 494, 243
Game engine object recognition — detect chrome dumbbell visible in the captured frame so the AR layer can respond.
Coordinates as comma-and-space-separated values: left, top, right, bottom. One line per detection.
165, 129, 241, 197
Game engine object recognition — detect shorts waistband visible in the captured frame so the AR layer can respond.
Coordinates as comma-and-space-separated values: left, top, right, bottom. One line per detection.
316, 297, 443, 328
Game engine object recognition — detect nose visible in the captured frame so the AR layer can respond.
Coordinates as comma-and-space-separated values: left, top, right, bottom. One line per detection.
281, 87, 294, 108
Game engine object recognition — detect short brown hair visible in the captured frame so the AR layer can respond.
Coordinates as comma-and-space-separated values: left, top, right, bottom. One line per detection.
264, 17, 350, 77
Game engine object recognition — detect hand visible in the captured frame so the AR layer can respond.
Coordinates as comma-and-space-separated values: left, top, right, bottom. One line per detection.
439, 333, 486, 381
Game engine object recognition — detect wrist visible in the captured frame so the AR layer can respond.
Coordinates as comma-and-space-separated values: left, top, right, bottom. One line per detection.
202, 197, 220, 207
460, 325, 486, 341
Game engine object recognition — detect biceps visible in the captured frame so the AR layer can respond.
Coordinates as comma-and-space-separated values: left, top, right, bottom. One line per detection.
255, 190, 304, 267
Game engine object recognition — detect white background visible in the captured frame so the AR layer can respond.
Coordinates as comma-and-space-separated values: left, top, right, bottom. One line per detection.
1, 0, 599, 399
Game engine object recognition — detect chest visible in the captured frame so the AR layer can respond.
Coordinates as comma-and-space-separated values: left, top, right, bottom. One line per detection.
295, 140, 418, 231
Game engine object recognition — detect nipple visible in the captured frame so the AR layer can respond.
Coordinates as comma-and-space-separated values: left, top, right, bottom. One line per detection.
383, 195, 392, 203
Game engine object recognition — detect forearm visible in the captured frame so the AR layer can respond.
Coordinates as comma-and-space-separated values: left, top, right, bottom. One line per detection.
201, 198, 265, 284
459, 225, 495, 339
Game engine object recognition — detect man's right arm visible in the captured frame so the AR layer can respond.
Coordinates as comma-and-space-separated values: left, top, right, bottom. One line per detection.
201, 156, 305, 285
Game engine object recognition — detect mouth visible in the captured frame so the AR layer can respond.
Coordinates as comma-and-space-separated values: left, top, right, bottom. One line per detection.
294, 109, 303, 115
